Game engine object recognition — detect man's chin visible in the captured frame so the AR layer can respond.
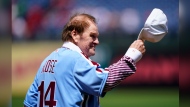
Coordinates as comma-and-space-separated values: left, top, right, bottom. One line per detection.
91, 53, 95, 56
89, 51, 95, 57
90, 53, 95, 56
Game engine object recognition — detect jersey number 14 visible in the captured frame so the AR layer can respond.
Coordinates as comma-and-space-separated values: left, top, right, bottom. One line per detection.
38, 81, 57, 107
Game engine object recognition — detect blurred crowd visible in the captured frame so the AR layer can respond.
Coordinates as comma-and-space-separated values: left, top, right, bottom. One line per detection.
0, 0, 10, 37
12, 0, 179, 41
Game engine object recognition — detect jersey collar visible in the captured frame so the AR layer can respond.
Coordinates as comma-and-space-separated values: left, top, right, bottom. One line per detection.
62, 41, 82, 53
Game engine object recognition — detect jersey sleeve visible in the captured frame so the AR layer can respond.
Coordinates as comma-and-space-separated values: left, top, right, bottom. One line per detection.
73, 55, 109, 97
23, 75, 38, 106
103, 56, 136, 92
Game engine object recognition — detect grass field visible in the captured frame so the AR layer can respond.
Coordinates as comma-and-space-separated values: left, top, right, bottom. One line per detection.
12, 86, 179, 107
100, 86, 179, 107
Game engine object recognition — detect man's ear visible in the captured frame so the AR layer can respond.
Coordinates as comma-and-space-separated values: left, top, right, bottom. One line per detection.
71, 30, 79, 43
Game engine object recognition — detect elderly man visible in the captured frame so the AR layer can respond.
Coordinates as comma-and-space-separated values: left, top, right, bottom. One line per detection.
24, 13, 145, 107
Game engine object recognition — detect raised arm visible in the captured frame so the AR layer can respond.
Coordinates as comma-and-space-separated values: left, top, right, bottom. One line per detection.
103, 40, 145, 92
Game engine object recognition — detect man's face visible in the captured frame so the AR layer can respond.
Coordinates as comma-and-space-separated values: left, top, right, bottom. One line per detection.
77, 21, 99, 57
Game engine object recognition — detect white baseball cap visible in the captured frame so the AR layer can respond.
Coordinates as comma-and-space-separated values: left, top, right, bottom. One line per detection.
138, 8, 168, 42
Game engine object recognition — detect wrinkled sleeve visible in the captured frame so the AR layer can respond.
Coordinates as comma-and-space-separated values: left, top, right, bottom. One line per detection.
103, 56, 136, 92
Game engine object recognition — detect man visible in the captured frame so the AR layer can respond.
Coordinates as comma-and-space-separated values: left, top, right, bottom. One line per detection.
24, 13, 145, 107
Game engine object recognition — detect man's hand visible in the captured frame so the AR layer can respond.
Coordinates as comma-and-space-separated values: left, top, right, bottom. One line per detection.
125, 40, 146, 63
129, 40, 146, 55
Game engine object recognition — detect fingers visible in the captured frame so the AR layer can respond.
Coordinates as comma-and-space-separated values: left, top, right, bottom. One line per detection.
137, 36, 145, 42
130, 40, 146, 54
130, 40, 144, 47
141, 46, 146, 55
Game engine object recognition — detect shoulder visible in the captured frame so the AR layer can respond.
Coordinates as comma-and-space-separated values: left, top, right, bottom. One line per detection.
55, 48, 82, 58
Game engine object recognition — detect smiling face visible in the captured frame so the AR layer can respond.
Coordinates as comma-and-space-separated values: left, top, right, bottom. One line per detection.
71, 20, 99, 57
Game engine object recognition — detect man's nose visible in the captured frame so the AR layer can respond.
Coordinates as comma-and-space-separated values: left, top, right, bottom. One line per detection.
94, 38, 99, 45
